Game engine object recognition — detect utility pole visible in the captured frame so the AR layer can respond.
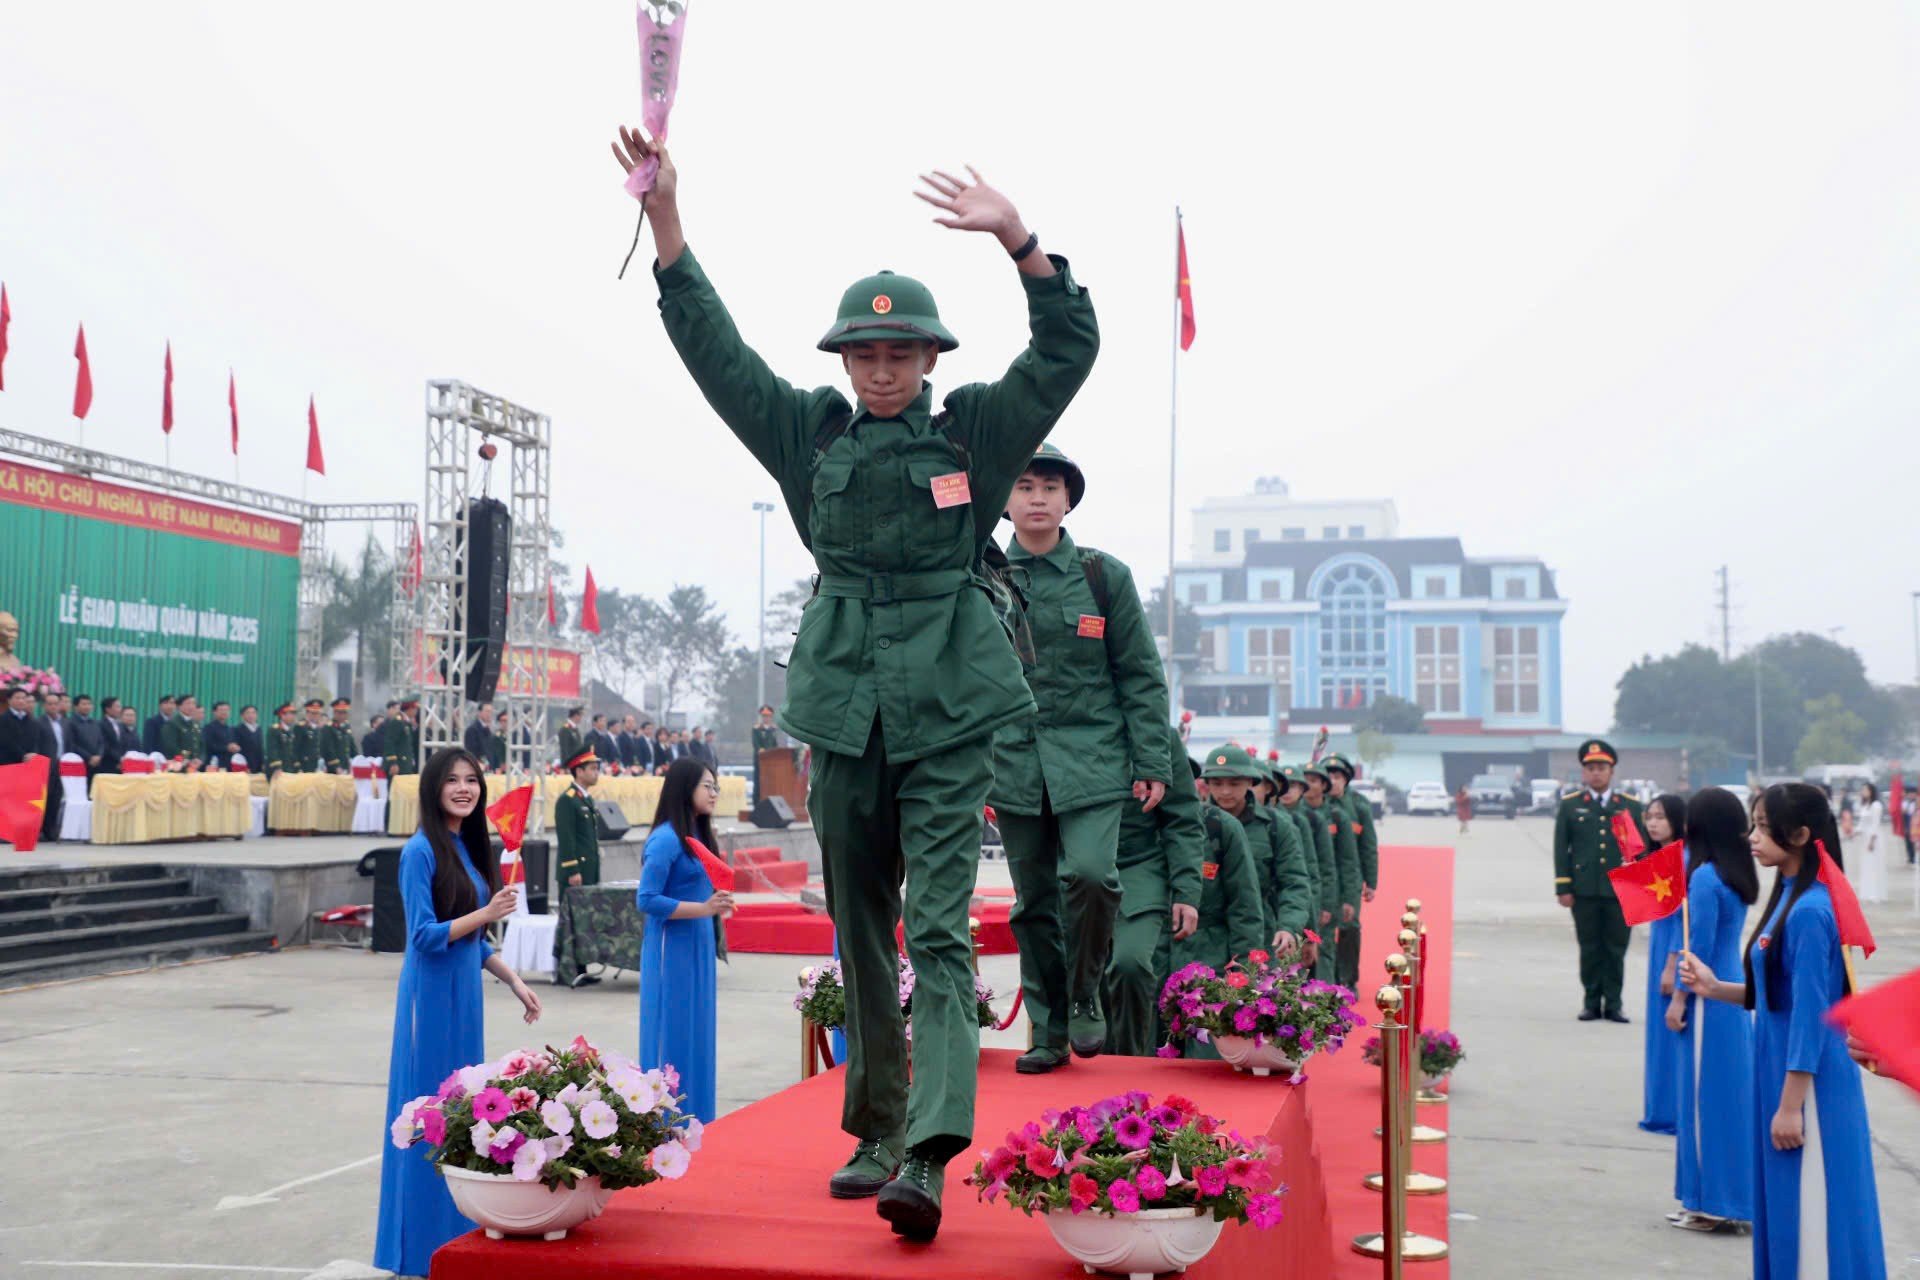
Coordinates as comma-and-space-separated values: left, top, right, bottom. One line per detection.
1910, 590, 1919, 685
753, 501, 775, 713
1753, 648, 1765, 781
1715, 565, 1731, 660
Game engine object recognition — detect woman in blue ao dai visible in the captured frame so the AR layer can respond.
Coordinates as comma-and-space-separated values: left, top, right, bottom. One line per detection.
1681, 783, 1885, 1279
1664, 787, 1757, 1232
375, 748, 544, 1278
1638, 793, 1687, 1134
637, 757, 735, 1123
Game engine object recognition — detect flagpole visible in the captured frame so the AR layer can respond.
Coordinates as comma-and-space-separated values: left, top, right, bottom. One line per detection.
1165, 206, 1181, 695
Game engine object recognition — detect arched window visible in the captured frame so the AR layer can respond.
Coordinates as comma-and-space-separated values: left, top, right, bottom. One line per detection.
1316, 561, 1390, 708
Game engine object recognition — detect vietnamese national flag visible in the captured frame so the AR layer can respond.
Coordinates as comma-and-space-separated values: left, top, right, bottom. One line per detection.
305, 396, 326, 475
0, 756, 49, 853
0, 283, 11, 390
1816, 841, 1877, 958
486, 783, 535, 856
580, 566, 601, 634
685, 837, 735, 893
1612, 810, 1648, 860
1176, 219, 1196, 352
228, 371, 240, 454
1826, 965, 1920, 1093
546, 579, 558, 629
162, 342, 175, 434
73, 324, 93, 419
1607, 840, 1686, 926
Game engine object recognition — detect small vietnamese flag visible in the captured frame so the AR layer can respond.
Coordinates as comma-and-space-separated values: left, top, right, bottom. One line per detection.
162, 342, 174, 434
0, 283, 11, 389
1612, 810, 1647, 860
1816, 840, 1877, 958
73, 324, 93, 419
305, 396, 326, 475
228, 371, 240, 454
1176, 214, 1196, 352
486, 783, 535, 855
1607, 840, 1686, 926
685, 836, 735, 893
1826, 965, 1920, 1092
580, 566, 601, 634
0, 756, 49, 853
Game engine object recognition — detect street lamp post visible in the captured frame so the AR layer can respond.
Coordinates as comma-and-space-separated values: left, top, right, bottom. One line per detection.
753, 501, 776, 712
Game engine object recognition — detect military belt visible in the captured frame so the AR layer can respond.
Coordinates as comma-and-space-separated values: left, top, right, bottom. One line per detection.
813, 569, 972, 604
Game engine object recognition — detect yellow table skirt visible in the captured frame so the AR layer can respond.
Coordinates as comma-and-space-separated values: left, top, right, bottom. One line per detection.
89, 772, 254, 844
384, 773, 747, 836
268, 774, 357, 833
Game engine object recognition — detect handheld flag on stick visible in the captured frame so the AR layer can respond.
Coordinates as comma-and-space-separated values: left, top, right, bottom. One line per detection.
684, 837, 734, 893
487, 784, 535, 855
1815, 840, 1876, 958
1611, 810, 1647, 861
1607, 840, 1686, 927
0, 756, 49, 853
1826, 965, 1920, 1093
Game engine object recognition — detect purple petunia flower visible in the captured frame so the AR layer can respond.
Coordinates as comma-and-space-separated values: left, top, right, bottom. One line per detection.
1114, 1114, 1154, 1150
1107, 1178, 1141, 1214
1196, 1165, 1228, 1196
1135, 1164, 1168, 1200
1246, 1192, 1285, 1228
1233, 1007, 1259, 1032
1155, 1044, 1182, 1059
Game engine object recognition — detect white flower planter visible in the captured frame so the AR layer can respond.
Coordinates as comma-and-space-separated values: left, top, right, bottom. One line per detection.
1212, 1035, 1301, 1077
1044, 1205, 1226, 1279
442, 1165, 614, 1241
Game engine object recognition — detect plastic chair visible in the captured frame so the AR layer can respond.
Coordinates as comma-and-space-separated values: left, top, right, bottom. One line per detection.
58, 753, 93, 842
350, 757, 385, 834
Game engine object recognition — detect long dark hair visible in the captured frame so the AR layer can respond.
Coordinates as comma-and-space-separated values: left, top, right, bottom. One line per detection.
650, 756, 717, 856
419, 746, 499, 922
1741, 782, 1844, 1010
1683, 787, 1759, 905
1646, 793, 1687, 847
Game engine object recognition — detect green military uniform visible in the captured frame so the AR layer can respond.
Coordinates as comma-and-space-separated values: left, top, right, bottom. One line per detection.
557, 721, 585, 772
319, 716, 356, 774
1256, 761, 1319, 930
159, 712, 203, 766
1103, 724, 1205, 1057
554, 779, 602, 887
1173, 753, 1268, 1061
1279, 765, 1339, 982
993, 467, 1170, 1061
1325, 755, 1377, 989
1201, 749, 1311, 947
266, 715, 297, 777
382, 712, 419, 778
293, 711, 324, 774
1303, 761, 1359, 982
486, 729, 507, 772
656, 247, 1098, 1171
750, 721, 782, 799
1554, 739, 1648, 1018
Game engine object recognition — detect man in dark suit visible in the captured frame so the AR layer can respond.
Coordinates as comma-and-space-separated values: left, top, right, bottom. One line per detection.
589, 714, 619, 770
36, 695, 66, 840
96, 697, 129, 773
0, 685, 37, 765
464, 702, 495, 763
142, 694, 178, 753
703, 729, 721, 768
615, 715, 639, 771
361, 713, 386, 760
235, 705, 265, 773
202, 700, 242, 770
630, 719, 656, 774
69, 694, 107, 776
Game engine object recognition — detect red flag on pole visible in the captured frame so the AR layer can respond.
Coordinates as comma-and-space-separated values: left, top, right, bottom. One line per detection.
1606, 840, 1687, 926
227, 371, 239, 454
0, 283, 11, 390
486, 784, 535, 856
546, 579, 558, 629
1176, 220, 1196, 352
1612, 810, 1648, 861
305, 397, 326, 475
685, 837, 736, 893
402, 522, 423, 596
162, 342, 174, 434
1816, 840, 1877, 958
72, 325, 93, 419
1890, 768, 1906, 839
580, 566, 601, 634
1826, 964, 1920, 1093
0, 756, 49, 853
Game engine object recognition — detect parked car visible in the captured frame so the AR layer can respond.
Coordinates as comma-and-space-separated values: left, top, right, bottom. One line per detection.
1351, 779, 1386, 820
1381, 779, 1409, 815
1406, 782, 1451, 816
1528, 779, 1562, 814
1466, 772, 1526, 819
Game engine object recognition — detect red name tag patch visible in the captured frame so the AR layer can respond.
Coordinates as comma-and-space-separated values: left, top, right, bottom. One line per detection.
1201, 861, 1219, 881
1077, 614, 1107, 639
929, 472, 971, 509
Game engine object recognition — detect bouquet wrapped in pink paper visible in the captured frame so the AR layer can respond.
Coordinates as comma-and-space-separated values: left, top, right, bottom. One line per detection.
623, 1, 689, 201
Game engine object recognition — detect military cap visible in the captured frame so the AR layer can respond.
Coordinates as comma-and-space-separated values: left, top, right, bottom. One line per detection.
303, 698, 324, 709
1022, 441, 1086, 510
1278, 764, 1309, 791
566, 747, 600, 771
274, 703, 294, 716
1302, 757, 1332, 782
816, 270, 959, 352
1323, 753, 1355, 778
1200, 743, 1266, 780
1578, 738, 1618, 766
331, 698, 351, 709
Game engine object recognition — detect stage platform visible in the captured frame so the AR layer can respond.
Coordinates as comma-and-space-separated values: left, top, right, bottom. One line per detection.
433, 845, 1454, 1280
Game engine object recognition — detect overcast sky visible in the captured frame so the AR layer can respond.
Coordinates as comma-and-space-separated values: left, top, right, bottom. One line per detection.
3, 3, 1916, 729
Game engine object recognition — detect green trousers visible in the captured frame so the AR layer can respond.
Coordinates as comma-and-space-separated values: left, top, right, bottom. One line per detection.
1001, 795, 1123, 1051
1571, 893, 1630, 1012
1335, 921, 1362, 989
1102, 870, 1170, 1058
813, 721, 993, 1163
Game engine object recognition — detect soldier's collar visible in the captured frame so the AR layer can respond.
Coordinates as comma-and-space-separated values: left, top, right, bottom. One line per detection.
850, 381, 935, 431
1006, 526, 1078, 571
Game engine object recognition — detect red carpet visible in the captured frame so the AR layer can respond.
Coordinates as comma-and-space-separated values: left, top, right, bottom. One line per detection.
435, 845, 1453, 1279
723, 901, 1018, 957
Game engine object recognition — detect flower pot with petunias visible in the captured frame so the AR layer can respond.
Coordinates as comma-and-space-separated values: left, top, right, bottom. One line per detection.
794, 956, 999, 1037
969, 1091, 1285, 1278
1157, 951, 1364, 1078
1362, 1027, 1466, 1092
390, 1034, 702, 1241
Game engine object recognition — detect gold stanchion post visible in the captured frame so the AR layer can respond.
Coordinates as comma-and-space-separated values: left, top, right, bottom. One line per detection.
1381, 925, 1447, 1145
1352, 982, 1408, 1272
1367, 953, 1447, 1197
969, 916, 982, 976
801, 1016, 820, 1080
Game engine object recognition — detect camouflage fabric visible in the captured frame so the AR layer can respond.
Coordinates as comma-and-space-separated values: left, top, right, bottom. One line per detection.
551, 882, 726, 986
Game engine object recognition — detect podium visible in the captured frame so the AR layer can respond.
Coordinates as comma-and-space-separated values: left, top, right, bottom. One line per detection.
744, 747, 809, 824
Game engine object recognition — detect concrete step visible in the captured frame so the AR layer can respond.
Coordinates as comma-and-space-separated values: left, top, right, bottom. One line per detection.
0, 876, 194, 915
0, 894, 226, 939
0, 912, 259, 965
0, 930, 278, 989
0, 862, 170, 893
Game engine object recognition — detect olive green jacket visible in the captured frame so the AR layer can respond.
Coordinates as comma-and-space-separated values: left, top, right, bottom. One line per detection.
1553, 790, 1649, 898
1266, 803, 1319, 925
1346, 786, 1380, 891
1284, 799, 1339, 924
990, 535, 1167, 814
555, 783, 601, 885
381, 717, 418, 777
319, 724, 356, 773
159, 714, 202, 764
1220, 802, 1312, 940
1114, 725, 1206, 915
1308, 795, 1362, 913
266, 724, 297, 776
1170, 806, 1268, 972
655, 249, 1099, 763
557, 723, 585, 767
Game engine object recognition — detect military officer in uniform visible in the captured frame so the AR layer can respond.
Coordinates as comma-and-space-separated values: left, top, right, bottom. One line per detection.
293, 699, 326, 773
1554, 739, 1648, 1022
1279, 764, 1339, 981
320, 698, 356, 774
619, 127, 1097, 1240
159, 695, 206, 771
266, 703, 298, 778
1199, 745, 1312, 957
557, 706, 586, 771
1323, 754, 1378, 987
1103, 722, 1203, 1057
381, 700, 420, 778
993, 443, 1169, 1072
750, 705, 782, 803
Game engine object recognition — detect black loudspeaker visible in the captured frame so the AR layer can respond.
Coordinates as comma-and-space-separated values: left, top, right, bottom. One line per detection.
593, 800, 632, 841
464, 497, 512, 704
750, 795, 795, 829
517, 836, 551, 917
367, 846, 407, 953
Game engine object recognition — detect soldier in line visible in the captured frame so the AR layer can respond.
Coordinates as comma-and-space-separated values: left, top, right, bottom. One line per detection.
1323, 754, 1378, 988
1554, 739, 1649, 1022
1301, 759, 1361, 983
1278, 764, 1339, 981
1199, 745, 1312, 959
320, 698, 357, 774
266, 703, 299, 778
381, 700, 420, 779
1170, 751, 1268, 1059
1103, 722, 1203, 1057
158, 694, 205, 770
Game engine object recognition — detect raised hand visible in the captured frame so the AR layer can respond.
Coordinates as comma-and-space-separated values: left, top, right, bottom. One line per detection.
915, 167, 1021, 238
610, 126, 676, 205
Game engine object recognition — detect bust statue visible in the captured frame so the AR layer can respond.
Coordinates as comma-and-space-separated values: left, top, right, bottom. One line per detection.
0, 611, 22, 674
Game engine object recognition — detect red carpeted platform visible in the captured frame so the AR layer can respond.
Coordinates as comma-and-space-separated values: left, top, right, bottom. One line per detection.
435, 846, 1452, 1279
723, 901, 1018, 957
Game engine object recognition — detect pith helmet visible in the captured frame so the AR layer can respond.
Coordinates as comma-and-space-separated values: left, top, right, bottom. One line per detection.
1201, 743, 1265, 781
1279, 764, 1309, 790
817, 270, 959, 352
1323, 753, 1355, 778
1002, 440, 1087, 523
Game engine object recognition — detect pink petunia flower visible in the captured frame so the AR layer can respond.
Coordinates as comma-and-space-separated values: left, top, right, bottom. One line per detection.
435, 1072, 466, 1102
648, 1139, 691, 1180
511, 1139, 547, 1182
1224, 971, 1250, 989
1107, 1178, 1141, 1214
1113, 1115, 1154, 1150
579, 1099, 619, 1141
679, 1118, 704, 1153
418, 1106, 447, 1147
1067, 1173, 1100, 1214
1246, 1192, 1286, 1229
544, 1134, 573, 1161
390, 1114, 416, 1149
1024, 1147, 1059, 1179
1233, 1007, 1259, 1033
487, 1127, 527, 1165
603, 1144, 622, 1159
540, 1100, 575, 1136
471, 1088, 513, 1123
497, 1051, 537, 1080
1155, 1044, 1182, 1059
1134, 1165, 1167, 1200
507, 1087, 539, 1114
1196, 1165, 1228, 1197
